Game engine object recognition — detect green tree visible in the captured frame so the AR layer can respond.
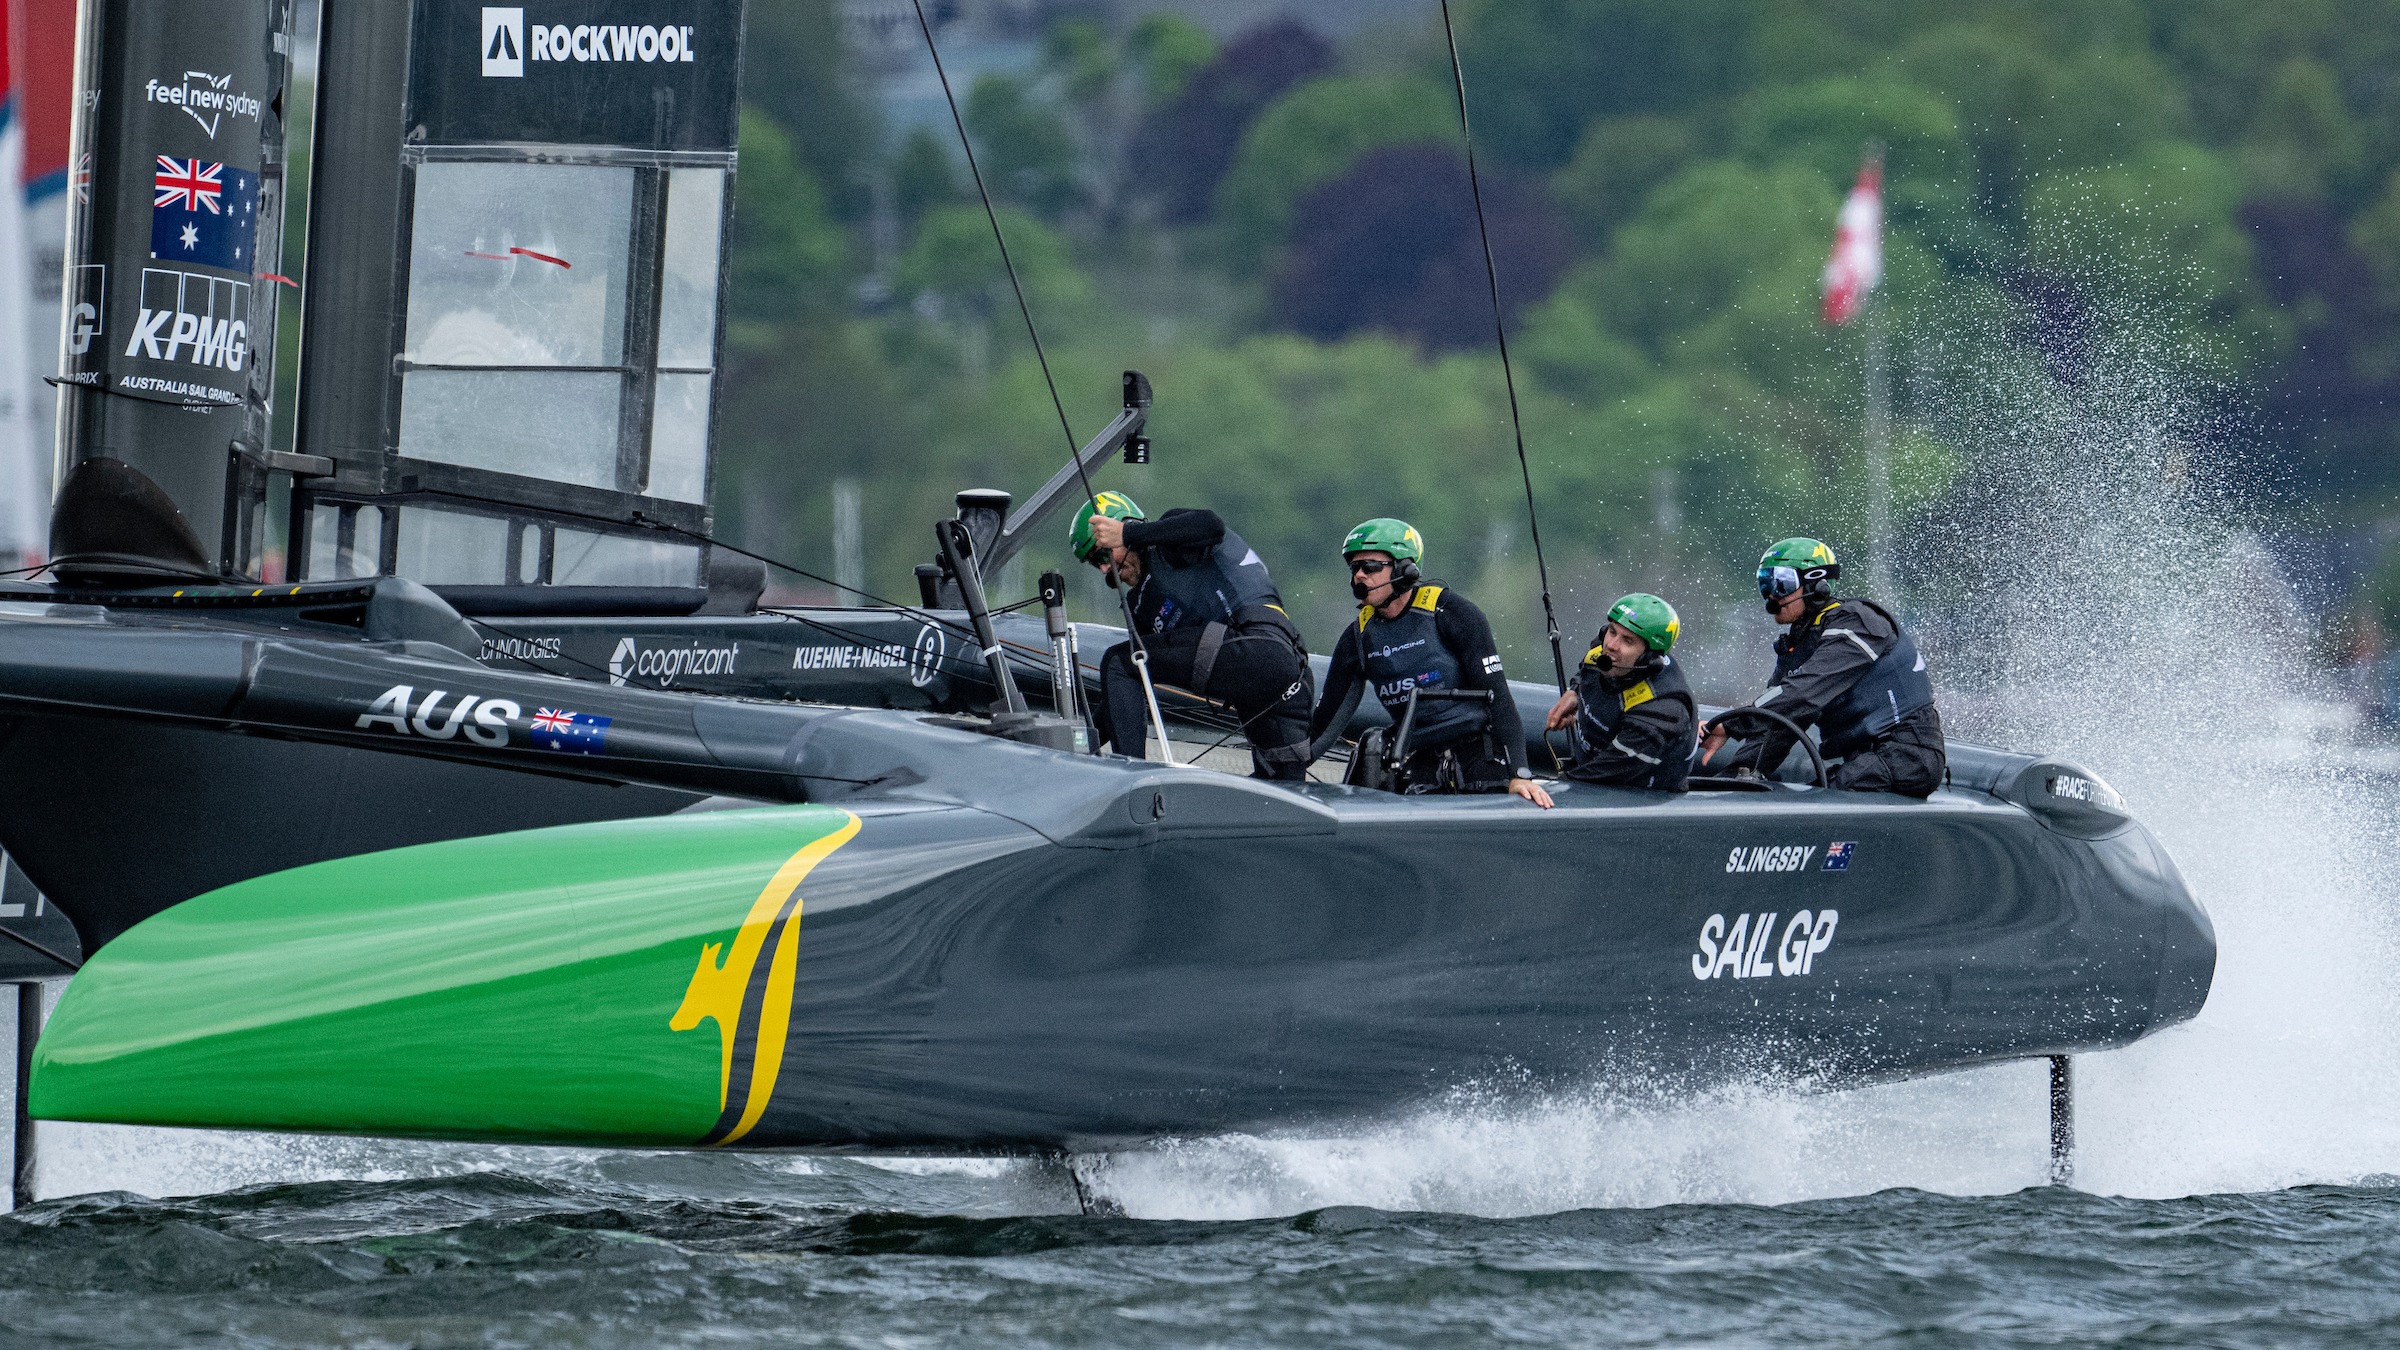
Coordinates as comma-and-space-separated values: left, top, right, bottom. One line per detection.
727, 109, 850, 327
2351, 168, 2400, 308
1044, 18, 1116, 108
893, 127, 960, 236
1567, 159, 1837, 356
1512, 286, 1655, 404
1550, 115, 1700, 248
1729, 76, 1987, 265
1731, 77, 1965, 190
2144, 0, 2345, 145
1213, 75, 1456, 266
1891, 24, 2188, 227
1127, 14, 1215, 105
712, 111, 890, 568
741, 0, 877, 217
2233, 57, 2364, 201
965, 75, 1082, 218
2022, 143, 2287, 378
896, 204, 1096, 319
1456, 0, 1756, 169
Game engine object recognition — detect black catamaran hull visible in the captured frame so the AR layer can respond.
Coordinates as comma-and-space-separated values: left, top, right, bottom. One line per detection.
0, 595, 2212, 1150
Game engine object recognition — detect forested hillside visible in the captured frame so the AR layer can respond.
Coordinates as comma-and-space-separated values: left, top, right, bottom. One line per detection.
717, 0, 2400, 665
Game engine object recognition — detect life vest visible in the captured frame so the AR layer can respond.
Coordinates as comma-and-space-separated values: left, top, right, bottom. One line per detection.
1773, 599, 1935, 759
1356, 585, 1485, 748
1574, 651, 1695, 791
1131, 525, 1284, 635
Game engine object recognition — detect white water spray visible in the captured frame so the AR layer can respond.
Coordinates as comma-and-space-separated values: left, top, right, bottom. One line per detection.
1085, 286, 2400, 1219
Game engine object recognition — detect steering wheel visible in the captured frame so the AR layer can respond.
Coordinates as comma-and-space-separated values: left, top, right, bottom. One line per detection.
1699, 706, 1828, 788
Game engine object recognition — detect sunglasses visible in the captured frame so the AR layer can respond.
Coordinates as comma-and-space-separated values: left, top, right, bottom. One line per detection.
1758, 565, 1803, 600
1350, 559, 1394, 576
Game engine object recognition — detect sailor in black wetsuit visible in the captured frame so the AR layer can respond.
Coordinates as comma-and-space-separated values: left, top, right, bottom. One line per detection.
1544, 593, 1696, 791
1072, 492, 1314, 780
1308, 518, 1553, 806
1700, 537, 1945, 797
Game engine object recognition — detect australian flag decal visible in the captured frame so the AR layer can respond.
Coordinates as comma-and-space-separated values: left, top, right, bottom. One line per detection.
529, 706, 611, 755
1823, 841, 1855, 872
151, 156, 259, 271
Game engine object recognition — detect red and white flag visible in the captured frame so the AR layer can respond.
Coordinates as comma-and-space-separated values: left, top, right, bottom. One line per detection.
1820, 159, 1882, 325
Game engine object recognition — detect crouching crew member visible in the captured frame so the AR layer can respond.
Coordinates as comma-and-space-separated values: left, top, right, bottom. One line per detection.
1701, 537, 1945, 797
1073, 493, 1315, 781
1309, 518, 1552, 807
1544, 593, 1696, 791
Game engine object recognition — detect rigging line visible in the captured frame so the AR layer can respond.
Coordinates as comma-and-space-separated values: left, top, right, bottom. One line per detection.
468, 606, 1225, 737
639, 518, 1044, 661
911, 0, 1178, 761
466, 615, 628, 686
638, 517, 1074, 687
388, 425, 1138, 709
308, 509, 1178, 717
427, 593, 1252, 739
1438, 0, 1569, 694
908, 0, 1083, 471
367, 480, 931, 620
471, 571, 1173, 723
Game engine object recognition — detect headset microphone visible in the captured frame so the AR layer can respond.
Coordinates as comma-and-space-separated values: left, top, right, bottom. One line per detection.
1350, 558, 1421, 605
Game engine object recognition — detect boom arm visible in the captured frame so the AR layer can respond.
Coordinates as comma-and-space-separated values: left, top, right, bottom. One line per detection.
983, 371, 1152, 578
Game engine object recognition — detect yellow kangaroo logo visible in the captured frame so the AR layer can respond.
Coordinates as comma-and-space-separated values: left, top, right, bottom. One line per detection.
670, 810, 860, 1145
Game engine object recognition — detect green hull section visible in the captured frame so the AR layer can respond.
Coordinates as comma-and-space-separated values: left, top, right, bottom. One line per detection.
31, 804, 861, 1145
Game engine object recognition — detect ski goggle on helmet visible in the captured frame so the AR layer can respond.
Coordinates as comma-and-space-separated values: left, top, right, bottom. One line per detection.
1758, 565, 1805, 601
1755, 538, 1839, 602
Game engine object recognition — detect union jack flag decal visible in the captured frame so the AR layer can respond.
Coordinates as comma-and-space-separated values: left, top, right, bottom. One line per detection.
530, 707, 575, 734
154, 157, 223, 213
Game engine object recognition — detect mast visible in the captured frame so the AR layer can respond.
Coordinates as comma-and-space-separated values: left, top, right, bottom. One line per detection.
49, 0, 297, 579
45, 0, 748, 596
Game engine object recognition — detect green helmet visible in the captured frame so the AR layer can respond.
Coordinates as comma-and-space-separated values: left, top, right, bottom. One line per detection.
1605, 593, 1681, 653
1340, 517, 1423, 564
1070, 491, 1145, 563
1757, 536, 1841, 604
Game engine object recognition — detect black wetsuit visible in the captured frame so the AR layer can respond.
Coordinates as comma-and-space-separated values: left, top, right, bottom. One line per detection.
1310, 584, 1527, 792
1565, 647, 1696, 791
1092, 509, 1314, 780
1734, 596, 1945, 797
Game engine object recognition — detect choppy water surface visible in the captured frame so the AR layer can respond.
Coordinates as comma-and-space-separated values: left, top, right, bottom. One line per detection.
11, 1150, 2400, 1347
